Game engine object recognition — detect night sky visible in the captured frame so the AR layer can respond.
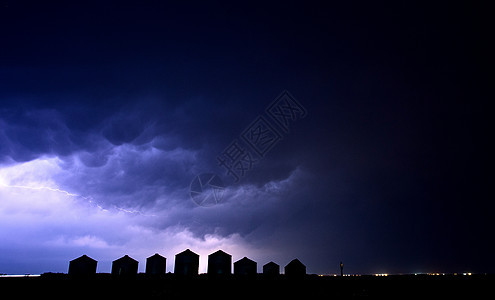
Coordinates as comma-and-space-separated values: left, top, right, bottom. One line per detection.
0, 1, 492, 275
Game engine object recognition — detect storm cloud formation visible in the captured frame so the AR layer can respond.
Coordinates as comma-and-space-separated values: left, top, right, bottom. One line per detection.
0, 2, 492, 274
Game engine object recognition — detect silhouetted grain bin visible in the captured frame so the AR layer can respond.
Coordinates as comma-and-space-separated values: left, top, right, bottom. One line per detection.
207, 250, 231, 276
146, 253, 166, 275
174, 249, 199, 276
234, 257, 257, 276
68, 255, 97, 277
112, 255, 138, 278
284, 259, 306, 278
263, 261, 280, 277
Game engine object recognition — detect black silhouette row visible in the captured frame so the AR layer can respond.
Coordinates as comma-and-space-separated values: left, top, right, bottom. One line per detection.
69, 249, 306, 278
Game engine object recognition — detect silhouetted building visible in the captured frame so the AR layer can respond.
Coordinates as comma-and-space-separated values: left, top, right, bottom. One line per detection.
112, 255, 138, 278
263, 261, 280, 277
146, 253, 166, 275
68, 255, 97, 277
174, 249, 199, 276
234, 257, 257, 276
284, 259, 306, 278
207, 250, 231, 276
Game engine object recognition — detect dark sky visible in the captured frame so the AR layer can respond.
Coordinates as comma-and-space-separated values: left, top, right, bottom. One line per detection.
0, 1, 492, 275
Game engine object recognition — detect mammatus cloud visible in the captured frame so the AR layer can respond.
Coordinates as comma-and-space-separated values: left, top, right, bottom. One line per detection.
0, 157, 251, 274
0, 97, 319, 274
0, 145, 309, 274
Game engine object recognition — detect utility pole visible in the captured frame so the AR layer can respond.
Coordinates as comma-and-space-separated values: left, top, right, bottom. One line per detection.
340, 261, 343, 276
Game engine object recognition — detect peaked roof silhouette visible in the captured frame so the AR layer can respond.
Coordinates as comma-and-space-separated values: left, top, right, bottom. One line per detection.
114, 255, 138, 263
235, 257, 255, 264
285, 258, 306, 277
147, 253, 166, 260
71, 254, 97, 263
176, 248, 199, 257
286, 258, 304, 267
209, 249, 231, 257
263, 261, 280, 275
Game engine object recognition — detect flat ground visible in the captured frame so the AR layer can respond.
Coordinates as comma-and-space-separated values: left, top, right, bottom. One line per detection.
0, 274, 491, 299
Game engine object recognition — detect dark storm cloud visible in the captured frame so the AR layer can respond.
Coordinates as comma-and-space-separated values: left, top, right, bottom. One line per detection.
0, 108, 73, 162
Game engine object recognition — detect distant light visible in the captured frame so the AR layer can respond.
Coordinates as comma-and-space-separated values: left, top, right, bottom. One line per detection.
467, 272, 472, 276
374, 273, 388, 277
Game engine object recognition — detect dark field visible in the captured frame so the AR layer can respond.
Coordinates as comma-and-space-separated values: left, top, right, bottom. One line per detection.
0, 274, 492, 299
